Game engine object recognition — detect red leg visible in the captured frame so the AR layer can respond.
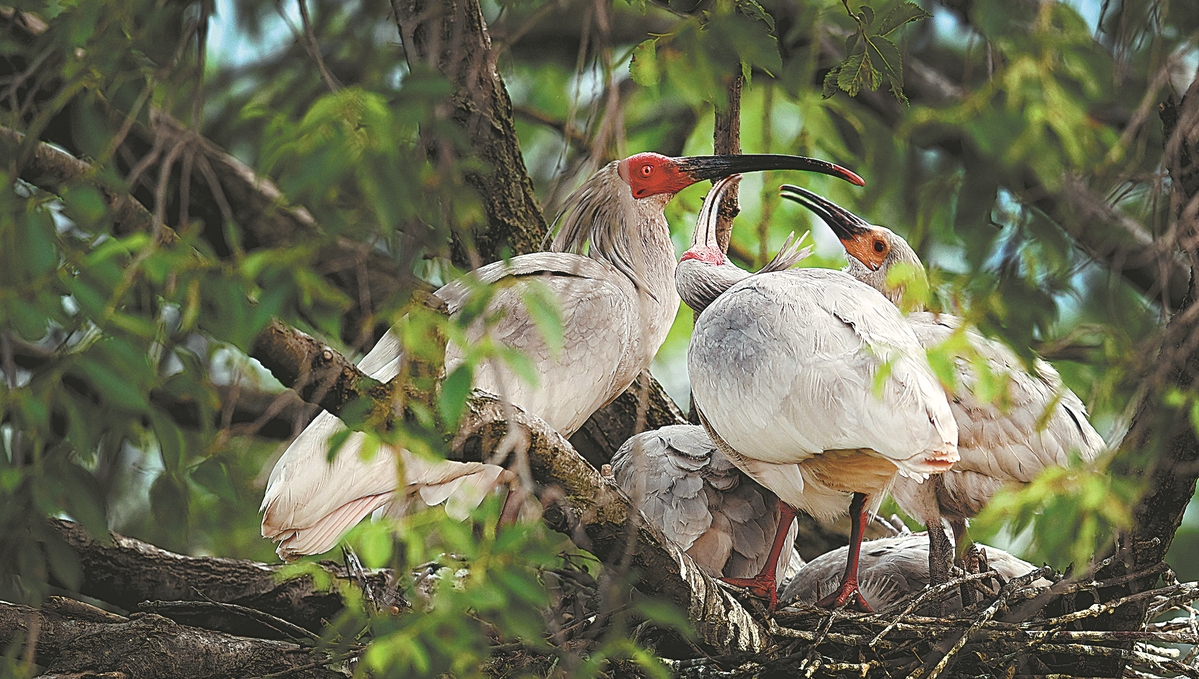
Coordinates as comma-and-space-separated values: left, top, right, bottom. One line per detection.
815, 493, 874, 612
721, 502, 797, 612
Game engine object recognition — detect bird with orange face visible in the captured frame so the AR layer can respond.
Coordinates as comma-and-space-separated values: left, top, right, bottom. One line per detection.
680, 176, 958, 612
261, 152, 864, 560
781, 184, 1105, 584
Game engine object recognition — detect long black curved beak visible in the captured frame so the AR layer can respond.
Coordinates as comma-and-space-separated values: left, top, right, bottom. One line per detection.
693, 175, 741, 249
676, 155, 865, 187
779, 184, 871, 240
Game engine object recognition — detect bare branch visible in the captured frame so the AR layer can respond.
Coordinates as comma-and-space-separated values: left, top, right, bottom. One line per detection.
0, 598, 343, 679
47, 519, 394, 636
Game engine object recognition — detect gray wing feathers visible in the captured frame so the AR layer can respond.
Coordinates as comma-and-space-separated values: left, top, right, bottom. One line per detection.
613, 425, 797, 583
780, 534, 1045, 612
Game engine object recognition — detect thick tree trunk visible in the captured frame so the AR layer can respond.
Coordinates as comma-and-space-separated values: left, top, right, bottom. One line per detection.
46, 520, 394, 637
1095, 74, 1199, 637
391, 0, 547, 265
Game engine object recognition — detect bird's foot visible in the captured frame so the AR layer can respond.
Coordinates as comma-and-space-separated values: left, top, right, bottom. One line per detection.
815, 580, 873, 613
959, 542, 984, 575
720, 575, 779, 612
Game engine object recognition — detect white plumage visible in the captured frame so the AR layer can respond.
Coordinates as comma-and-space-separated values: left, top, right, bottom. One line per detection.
780, 184, 1105, 580
679, 176, 958, 610
261, 153, 864, 560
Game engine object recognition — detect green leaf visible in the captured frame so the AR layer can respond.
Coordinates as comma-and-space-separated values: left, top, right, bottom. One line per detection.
837, 51, 869, 97
736, 0, 775, 31
438, 364, 473, 430
630, 39, 659, 87
867, 34, 902, 78
191, 457, 238, 501
149, 471, 190, 537
875, 1, 932, 36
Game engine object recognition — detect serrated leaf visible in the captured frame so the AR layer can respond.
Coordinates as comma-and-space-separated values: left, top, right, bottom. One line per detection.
859, 5, 875, 27
837, 51, 869, 96
736, 0, 775, 31
822, 67, 842, 98
876, 1, 932, 36
867, 34, 902, 77
630, 39, 659, 87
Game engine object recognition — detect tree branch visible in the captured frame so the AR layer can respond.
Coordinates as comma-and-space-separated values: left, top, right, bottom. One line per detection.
454, 392, 769, 652
47, 519, 393, 637
1095, 72, 1199, 643
391, 0, 547, 265
0, 598, 343, 679
242, 316, 768, 651
713, 74, 743, 255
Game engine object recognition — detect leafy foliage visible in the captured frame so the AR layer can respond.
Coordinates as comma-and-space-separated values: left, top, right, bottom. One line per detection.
822, 1, 931, 102
0, 0, 1197, 674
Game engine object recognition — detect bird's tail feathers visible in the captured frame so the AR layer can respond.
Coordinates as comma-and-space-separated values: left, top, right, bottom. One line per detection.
270, 492, 393, 561
896, 442, 959, 481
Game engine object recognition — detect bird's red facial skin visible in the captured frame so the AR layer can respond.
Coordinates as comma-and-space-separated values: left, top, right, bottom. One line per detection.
680, 247, 725, 266
619, 153, 696, 199
842, 232, 889, 271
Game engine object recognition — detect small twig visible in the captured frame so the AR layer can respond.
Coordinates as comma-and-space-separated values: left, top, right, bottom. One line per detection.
915, 567, 1054, 679
870, 569, 1029, 645
294, 0, 341, 92
137, 600, 319, 642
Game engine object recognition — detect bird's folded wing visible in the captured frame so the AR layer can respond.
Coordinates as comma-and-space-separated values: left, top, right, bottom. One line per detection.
452, 264, 638, 436
907, 312, 1105, 482
692, 270, 956, 471
612, 425, 718, 554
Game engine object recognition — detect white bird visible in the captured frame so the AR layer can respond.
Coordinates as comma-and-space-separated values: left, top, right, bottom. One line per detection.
780, 533, 1049, 612
780, 184, 1105, 584
260, 152, 865, 560
612, 424, 803, 589
681, 176, 959, 611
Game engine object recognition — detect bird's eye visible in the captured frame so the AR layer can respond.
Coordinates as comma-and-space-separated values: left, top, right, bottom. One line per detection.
873, 240, 886, 254
640, 164, 653, 177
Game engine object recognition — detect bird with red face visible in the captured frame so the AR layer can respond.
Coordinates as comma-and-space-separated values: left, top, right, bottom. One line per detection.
780, 184, 1105, 585
261, 151, 864, 560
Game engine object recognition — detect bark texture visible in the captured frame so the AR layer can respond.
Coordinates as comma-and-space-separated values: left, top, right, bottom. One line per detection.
455, 392, 768, 652
0, 598, 342, 679
391, 0, 547, 264
48, 519, 394, 637
713, 74, 743, 255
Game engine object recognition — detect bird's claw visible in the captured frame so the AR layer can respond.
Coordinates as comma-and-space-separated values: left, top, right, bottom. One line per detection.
720, 575, 780, 613
815, 580, 873, 613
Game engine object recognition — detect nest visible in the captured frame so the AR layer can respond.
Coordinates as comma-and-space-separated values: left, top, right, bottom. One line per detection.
664, 563, 1199, 679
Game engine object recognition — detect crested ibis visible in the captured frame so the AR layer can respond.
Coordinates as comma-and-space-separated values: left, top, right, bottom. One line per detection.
680, 176, 959, 612
781, 532, 1049, 612
612, 424, 803, 588
780, 184, 1105, 584
260, 153, 864, 560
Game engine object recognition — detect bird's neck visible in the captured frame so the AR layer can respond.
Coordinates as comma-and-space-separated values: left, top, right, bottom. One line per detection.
626, 204, 682, 353
676, 258, 750, 314
844, 259, 926, 311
